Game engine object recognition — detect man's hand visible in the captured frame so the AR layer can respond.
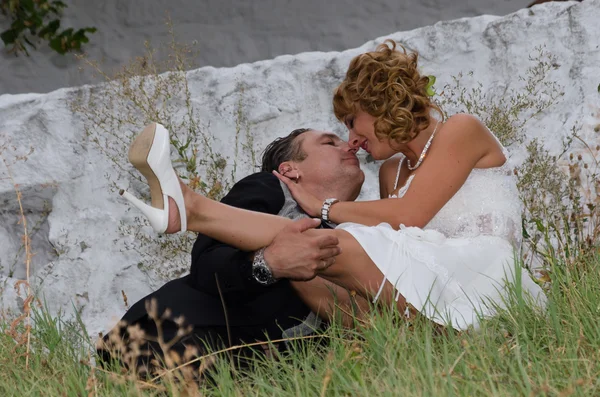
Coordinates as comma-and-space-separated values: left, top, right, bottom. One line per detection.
261, 218, 340, 281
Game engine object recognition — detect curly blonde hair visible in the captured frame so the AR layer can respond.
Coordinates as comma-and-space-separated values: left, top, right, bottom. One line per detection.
333, 39, 443, 145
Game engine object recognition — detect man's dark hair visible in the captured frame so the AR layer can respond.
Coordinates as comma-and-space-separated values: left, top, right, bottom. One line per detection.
260, 128, 312, 172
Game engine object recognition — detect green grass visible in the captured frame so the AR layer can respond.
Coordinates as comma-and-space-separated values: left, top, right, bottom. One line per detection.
2, 253, 599, 396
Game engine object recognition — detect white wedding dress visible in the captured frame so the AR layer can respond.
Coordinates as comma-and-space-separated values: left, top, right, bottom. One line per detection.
337, 153, 547, 331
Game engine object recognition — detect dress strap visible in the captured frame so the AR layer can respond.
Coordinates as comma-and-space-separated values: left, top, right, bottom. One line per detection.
392, 156, 405, 191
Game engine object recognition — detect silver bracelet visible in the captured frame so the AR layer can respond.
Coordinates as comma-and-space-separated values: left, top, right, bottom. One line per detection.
321, 198, 339, 222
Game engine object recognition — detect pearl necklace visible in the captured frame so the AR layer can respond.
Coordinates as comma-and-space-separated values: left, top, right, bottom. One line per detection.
407, 120, 440, 171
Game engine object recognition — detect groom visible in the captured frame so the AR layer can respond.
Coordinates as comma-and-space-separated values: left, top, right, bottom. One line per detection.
98, 127, 365, 375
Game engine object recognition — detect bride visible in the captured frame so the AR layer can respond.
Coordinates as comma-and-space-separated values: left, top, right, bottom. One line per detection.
120, 40, 546, 331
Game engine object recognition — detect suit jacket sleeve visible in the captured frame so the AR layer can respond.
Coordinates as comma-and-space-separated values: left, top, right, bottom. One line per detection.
188, 172, 285, 304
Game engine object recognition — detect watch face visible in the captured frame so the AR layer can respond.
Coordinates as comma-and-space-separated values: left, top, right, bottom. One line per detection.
253, 265, 272, 284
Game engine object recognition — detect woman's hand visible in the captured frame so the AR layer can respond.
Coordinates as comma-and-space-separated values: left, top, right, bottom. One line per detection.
273, 171, 323, 217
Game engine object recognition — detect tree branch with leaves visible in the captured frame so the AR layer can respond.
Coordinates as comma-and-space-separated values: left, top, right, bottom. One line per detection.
0, 0, 96, 56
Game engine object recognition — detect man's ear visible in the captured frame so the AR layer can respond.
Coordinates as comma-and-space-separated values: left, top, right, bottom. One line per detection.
278, 162, 300, 180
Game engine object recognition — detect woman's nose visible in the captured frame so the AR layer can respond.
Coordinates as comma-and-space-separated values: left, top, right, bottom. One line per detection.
345, 144, 358, 154
348, 131, 360, 149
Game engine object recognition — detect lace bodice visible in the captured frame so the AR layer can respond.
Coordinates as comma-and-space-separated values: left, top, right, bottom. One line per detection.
389, 154, 523, 245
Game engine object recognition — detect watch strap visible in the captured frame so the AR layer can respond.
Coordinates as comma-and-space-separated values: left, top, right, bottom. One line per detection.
321, 198, 339, 222
252, 247, 277, 286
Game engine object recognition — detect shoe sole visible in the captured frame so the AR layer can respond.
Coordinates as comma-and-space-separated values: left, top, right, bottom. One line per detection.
128, 123, 164, 210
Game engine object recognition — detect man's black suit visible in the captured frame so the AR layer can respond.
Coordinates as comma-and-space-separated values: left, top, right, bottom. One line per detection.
99, 172, 322, 371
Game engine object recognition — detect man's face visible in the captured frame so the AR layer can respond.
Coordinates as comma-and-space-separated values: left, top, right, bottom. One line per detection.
287, 130, 365, 197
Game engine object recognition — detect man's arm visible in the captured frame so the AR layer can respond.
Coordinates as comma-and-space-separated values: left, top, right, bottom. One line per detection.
188, 172, 282, 299
188, 172, 340, 303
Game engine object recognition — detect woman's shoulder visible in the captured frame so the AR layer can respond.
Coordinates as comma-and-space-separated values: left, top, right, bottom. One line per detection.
438, 113, 506, 166
437, 113, 500, 148
441, 113, 501, 141
443, 113, 487, 133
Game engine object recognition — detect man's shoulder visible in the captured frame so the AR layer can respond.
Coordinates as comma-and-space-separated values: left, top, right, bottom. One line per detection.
221, 171, 285, 212
234, 171, 280, 187
228, 171, 283, 196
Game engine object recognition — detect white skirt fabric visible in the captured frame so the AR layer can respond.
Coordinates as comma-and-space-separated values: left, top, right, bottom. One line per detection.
337, 222, 546, 330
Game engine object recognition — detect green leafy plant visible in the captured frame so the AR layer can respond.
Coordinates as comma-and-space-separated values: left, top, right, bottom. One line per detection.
70, 20, 257, 281
439, 46, 599, 271
439, 46, 563, 146
0, 0, 96, 55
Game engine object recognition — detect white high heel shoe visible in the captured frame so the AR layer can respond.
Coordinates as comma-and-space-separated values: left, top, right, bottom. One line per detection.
119, 123, 187, 233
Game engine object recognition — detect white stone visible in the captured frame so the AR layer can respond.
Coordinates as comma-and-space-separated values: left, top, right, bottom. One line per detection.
0, 0, 598, 338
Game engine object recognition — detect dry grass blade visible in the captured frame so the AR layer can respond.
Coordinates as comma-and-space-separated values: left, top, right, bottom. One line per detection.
447, 350, 466, 376
69, 15, 257, 282
0, 154, 34, 369
92, 365, 167, 392
149, 334, 344, 383
320, 351, 335, 397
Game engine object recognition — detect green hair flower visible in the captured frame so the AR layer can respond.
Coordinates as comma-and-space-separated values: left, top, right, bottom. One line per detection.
425, 75, 436, 97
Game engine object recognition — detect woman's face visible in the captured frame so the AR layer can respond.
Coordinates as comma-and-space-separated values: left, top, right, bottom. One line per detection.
345, 108, 398, 160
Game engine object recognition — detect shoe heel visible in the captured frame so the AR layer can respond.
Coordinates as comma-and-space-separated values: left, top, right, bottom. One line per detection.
119, 189, 168, 233
128, 123, 164, 210
123, 122, 187, 234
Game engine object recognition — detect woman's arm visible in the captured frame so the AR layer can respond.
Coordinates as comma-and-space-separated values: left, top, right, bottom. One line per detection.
182, 115, 501, 252
327, 114, 498, 229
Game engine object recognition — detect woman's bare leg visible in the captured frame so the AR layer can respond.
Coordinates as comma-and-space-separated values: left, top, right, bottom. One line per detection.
312, 229, 405, 310
291, 277, 372, 328
178, 185, 406, 311
179, 182, 293, 250
291, 229, 414, 326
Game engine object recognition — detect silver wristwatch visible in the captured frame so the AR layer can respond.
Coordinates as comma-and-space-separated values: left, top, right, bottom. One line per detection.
321, 198, 339, 222
252, 247, 277, 286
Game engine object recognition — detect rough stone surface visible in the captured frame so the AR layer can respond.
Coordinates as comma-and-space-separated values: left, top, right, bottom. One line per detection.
0, 1, 598, 338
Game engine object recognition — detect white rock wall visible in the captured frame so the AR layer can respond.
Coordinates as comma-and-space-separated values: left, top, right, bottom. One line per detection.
0, 0, 598, 337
